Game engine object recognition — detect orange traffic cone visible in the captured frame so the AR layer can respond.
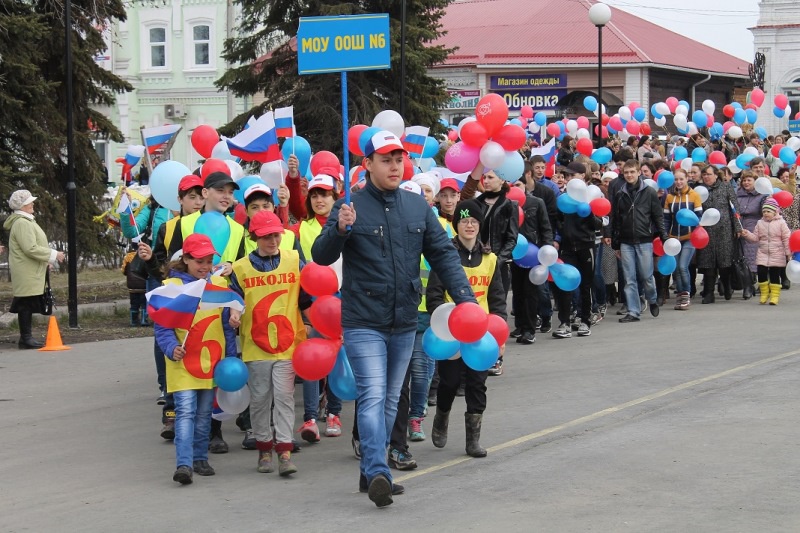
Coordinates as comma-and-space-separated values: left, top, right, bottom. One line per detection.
39, 316, 71, 351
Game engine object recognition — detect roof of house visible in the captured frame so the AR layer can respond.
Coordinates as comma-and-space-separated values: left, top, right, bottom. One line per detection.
436, 0, 751, 77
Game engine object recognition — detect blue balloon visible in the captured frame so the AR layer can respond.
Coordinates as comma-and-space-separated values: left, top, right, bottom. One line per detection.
779, 146, 797, 165
214, 357, 249, 392
233, 176, 266, 204
281, 136, 312, 174
745, 108, 758, 124
460, 332, 500, 372
651, 103, 663, 119
422, 327, 460, 361
679, 100, 691, 112
438, 118, 450, 129
755, 127, 768, 140
550, 262, 581, 291
692, 110, 708, 128
495, 151, 525, 183
673, 146, 688, 161
657, 254, 677, 275
793, 251, 800, 262
583, 95, 598, 112
328, 346, 357, 401
576, 202, 592, 218
691, 147, 707, 163
194, 211, 231, 265
736, 153, 755, 169
511, 234, 529, 260
514, 242, 541, 268
591, 147, 613, 165
677, 126, 689, 135
732, 102, 743, 109
733, 108, 747, 125
557, 121, 566, 133
633, 107, 647, 122
658, 171, 675, 189
607, 124, 618, 135
557, 193, 579, 214
509, 118, 522, 127
709, 123, 724, 140
150, 160, 190, 212
676, 208, 699, 227
358, 126, 382, 154
774, 106, 786, 118
420, 136, 440, 159
534, 112, 547, 126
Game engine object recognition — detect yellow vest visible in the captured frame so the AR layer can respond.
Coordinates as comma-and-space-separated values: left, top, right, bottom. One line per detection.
444, 252, 497, 313
419, 217, 456, 313
298, 217, 323, 261
163, 276, 228, 393
231, 250, 307, 362
165, 211, 245, 263
244, 227, 296, 255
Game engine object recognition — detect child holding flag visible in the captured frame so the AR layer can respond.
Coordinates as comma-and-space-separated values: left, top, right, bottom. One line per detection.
151, 234, 239, 485
229, 211, 312, 476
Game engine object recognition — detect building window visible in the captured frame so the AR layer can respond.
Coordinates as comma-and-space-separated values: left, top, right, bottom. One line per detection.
193, 25, 210, 66
149, 27, 166, 68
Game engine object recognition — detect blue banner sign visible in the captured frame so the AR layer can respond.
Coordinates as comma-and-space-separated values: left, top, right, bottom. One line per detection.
788, 120, 800, 134
297, 14, 391, 75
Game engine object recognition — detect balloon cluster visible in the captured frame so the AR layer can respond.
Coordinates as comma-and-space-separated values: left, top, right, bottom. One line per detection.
422, 302, 505, 372
555, 178, 610, 217
213, 357, 250, 417
510, 243, 581, 291
786, 231, 800, 284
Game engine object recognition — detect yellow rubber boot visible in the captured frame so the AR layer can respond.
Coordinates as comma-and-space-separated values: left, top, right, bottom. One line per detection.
759, 282, 770, 304
769, 283, 781, 305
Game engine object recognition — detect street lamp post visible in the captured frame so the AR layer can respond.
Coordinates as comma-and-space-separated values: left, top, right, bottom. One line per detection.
64, 0, 79, 328
588, 2, 611, 143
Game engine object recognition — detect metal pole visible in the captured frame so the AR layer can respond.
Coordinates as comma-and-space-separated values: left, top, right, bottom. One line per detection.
400, 0, 407, 117
65, 0, 78, 328
597, 24, 604, 145
342, 72, 350, 206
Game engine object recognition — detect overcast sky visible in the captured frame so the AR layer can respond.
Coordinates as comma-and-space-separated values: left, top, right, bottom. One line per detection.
603, 0, 760, 61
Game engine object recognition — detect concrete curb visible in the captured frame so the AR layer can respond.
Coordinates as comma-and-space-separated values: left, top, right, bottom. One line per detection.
0, 299, 130, 327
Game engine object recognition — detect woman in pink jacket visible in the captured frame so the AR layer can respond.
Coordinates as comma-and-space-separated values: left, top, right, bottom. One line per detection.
741, 198, 792, 305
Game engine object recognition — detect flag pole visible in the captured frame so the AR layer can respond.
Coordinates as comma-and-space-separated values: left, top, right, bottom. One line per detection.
140, 126, 154, 173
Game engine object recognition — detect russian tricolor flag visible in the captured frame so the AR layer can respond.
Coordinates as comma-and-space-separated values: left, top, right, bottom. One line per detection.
142, 125, 182, 155
200, 283, 245, 313
116, 194, 138, 231
225, 112, 282, 163
403, 126, 429, 157
146, 279, 206, 330
530, 138, 557, 177
274, 107, 295, 138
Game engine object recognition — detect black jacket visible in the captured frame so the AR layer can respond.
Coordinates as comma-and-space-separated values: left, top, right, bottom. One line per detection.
426, 237, 507, 320
558, 212, 602, 251
518, 194, 553, 247
475, 191, 519, 263
611, 178, 668, 249
531, 181, 558, 235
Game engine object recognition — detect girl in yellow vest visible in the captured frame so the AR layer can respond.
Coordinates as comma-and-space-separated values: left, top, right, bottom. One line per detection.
425, 199, 508, 458
228, 210, 312, 476
154, 234, 239, 485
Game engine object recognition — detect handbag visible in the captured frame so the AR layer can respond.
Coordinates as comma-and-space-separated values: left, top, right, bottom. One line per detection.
730, 239, 753, 298
38, 270, 54, 316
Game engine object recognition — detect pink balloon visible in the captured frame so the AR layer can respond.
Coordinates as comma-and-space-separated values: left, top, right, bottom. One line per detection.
577, 116, 590, 130
520, 105, 534, 119
775, 94, 789, 109
445, 141, 481, 173
706, 114, 714, 127
609, 116, 623, 131
751, 88, 765, 107
626, 121, 640, 135
666, 97, 679, 113
722, 121, 733, 133
629, 101, 640, 112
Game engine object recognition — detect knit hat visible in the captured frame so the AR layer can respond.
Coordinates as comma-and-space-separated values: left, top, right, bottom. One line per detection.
411, 172, 440, 197
452, 199, 485, 228
8, 190, 37, 210
762, 197, 780, 214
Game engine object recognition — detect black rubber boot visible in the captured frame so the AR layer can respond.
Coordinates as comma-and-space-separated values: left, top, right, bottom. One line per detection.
130, 310, 139, 327
465, 413, 487, 458
431, 407, 450, 448
17, 308, 42, 349
140, 309, 149, 327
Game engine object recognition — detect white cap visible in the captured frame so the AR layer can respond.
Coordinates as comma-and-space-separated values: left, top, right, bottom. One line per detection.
601, 171, 618, 180
308, 174, 335, 191
399, 181, 423, 196
244, 183, 272, 201
8, 190, 37, 210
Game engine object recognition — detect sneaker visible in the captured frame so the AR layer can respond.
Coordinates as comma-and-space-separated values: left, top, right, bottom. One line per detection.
173, 465, 193, 485
650, 302, 660, 317
160, 420, 175, 440
278, 451, 297, 476
325, 414, 342, 438
597, 304, 607, 318
192, 460, 215, 476
539, 319, 552, 334
640, 297, 648, 314
298, 419, 320, 443
241, 429, 256, 450
509, 328, 522, 338
618, 314, 640, 323
616, 304, 628, 316
368, 474, 394, 508
536, 316, 542, 329
516, 330, 535, 344
589, 312, 602, 326
389, 448, 418, 471
156, 391, 166, 405
427, 390, 437, 406
569, 311, 579, 330
456, 383, 466, 397
208, 434, 229, 454
577, 322, 591, 337
352, 437, 361, 459
552, 323, 572, 339
408, 417, 426, 442
257, 449, 274, 473
488, 359, 503, 376
359, 474, 405, 495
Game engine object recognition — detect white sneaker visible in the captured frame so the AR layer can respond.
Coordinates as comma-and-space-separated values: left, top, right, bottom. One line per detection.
552, 323, 572, 339
577, 323, 591, 337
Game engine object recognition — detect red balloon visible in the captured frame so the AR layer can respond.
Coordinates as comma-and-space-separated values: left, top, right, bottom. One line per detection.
600, 114, 610, 126
518, 205, 524, 226
774, 191, 794, 209
460, 121, 490, 147
348, 125, 367, 156
486, 313, 510, 346
594, 125, 609, 139
520, 105, 534, 119
795, 112, 800, 121
576, 138, 593, 157
744, 103, 758, 111
666, 97, 679, 113
722, 105, 735, 119
447, 129, 459, 141
629, 101, 640, 112
200, 158, 230, 179
790, 230, 800, 253
751, 88, 765, 107
546, 123, 561, 138
300, 262, 339, 296
590, 197, 611, 217
576, 116, 590, 130
626, 121, 640, 135
310, 150, 340, 176
292, 338, 340, 381
308, 295, 342, 339
690, 226, 709, 249
708, 151, 727, 167
191, 125, 219, 159
448, 302, 489, 343
653, 237, 665, 256
493, 124, 526, 151
770, 144, 785, 158
640, 123, 652, 136
233, 203, 247, 225
506, 185, 526, 207
403, 153, 414, 180
475, 93, 509, 137
774, 94, 789, 109
608, 116, 623, 131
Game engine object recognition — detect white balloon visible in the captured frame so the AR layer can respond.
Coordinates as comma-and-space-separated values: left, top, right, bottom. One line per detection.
619, 130, 631, 142
576, 128, 591, 139
619, 106, 632, 121
528, 122, 540, 134
655, 102, 671, 116
786, 260, 800, 283
587, 184, 603, 200
680, 158, 693, 171
223, 160, 243, 181
644, 178, 658, 191
755, 176, 774, 195
259, 160, 288, 189
663, 237, 682, 256
702, 99, 715, 115
687, 122, 698, 136
694, 185, 709, 203
787, 137, 800, 151
566, 119, 578, 136
676, 104, 689, 117
528, 264, 550, 285
372, 110, 406, 138
430, 302, 457, 342
331, 256, 343, 290
479, 141, 506, 169
458, 116, 476, 133
566, 178, 588, 203
674, 114, 688, 130
743, 146, 760, 157
654, 116, 667, 127
728, 126, 743, 139
699, 208, 720, 226
211, 140, 235, 161
216, 387, 250, 415
537, 245, 558, 267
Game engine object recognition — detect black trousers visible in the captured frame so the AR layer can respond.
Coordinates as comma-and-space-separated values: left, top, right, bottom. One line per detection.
757, 265, 784, 284
436, 358, 487, 415
553, 247, 594, 325
511, 263, 539, 335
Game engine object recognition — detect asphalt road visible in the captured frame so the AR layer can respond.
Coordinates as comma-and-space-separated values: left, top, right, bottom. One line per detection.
1, 293, 799, 532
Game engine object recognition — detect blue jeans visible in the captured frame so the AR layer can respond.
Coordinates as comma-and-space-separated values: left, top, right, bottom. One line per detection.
673, 241, 696, 293
620, 243, 657, 317
344, 328, 415, 483
173, 388, 214, 468
409, 331, 435, 419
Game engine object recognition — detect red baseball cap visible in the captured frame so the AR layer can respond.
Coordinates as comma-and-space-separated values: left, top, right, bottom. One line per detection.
249, 210, 284, 237
179, 175, 204, 192
182, 233, 219, 258
439, 178, 460, 193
